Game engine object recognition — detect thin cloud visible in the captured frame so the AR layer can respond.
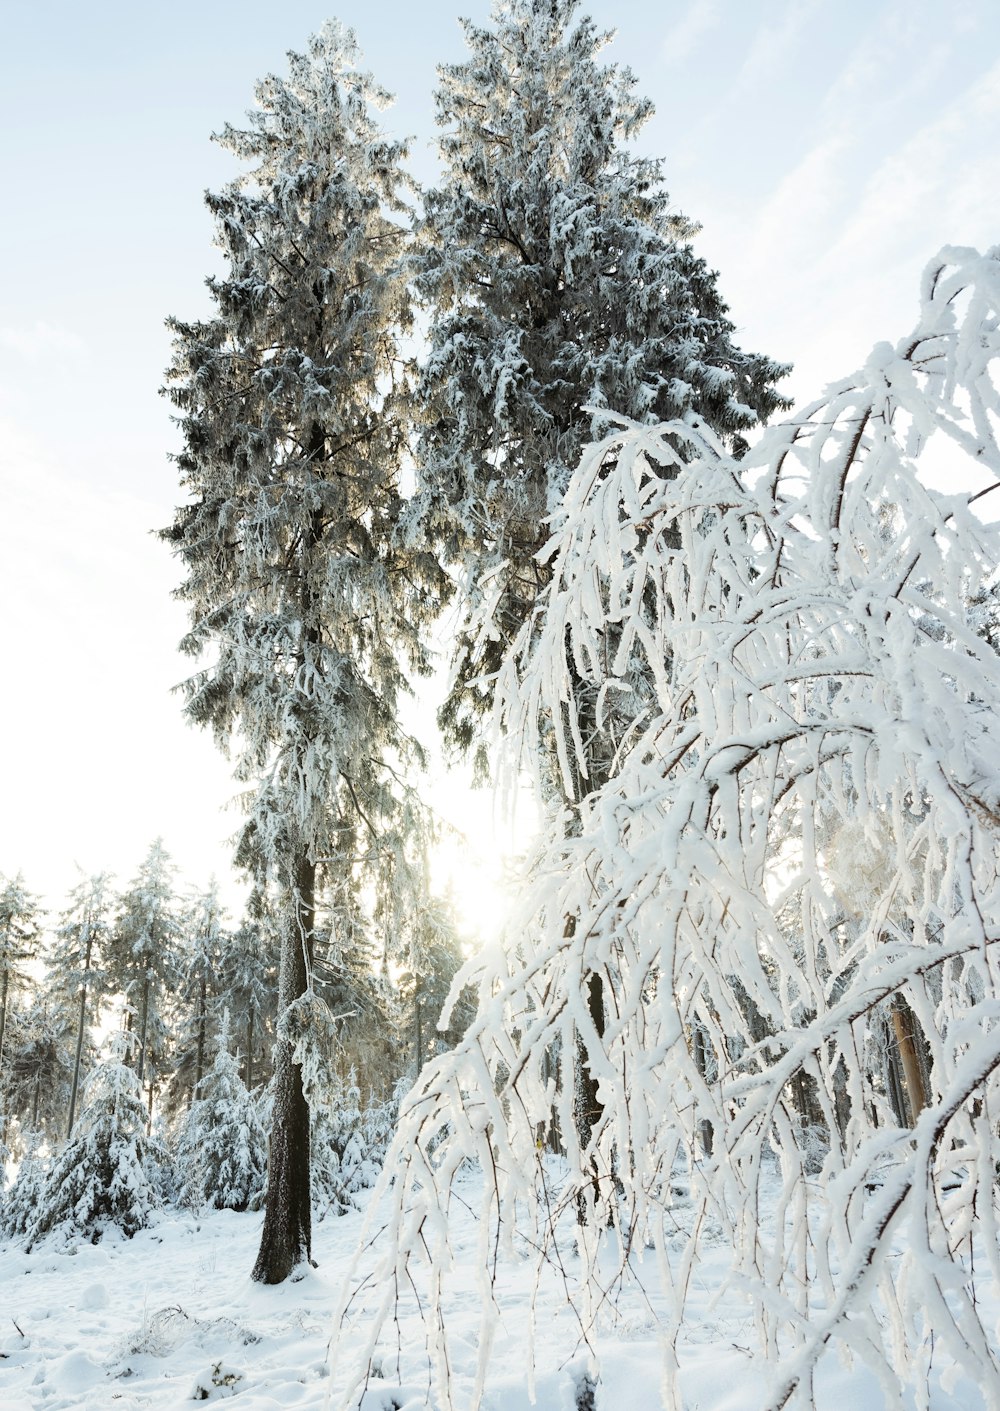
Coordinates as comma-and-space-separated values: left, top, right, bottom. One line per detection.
731, 0, 822, 95
0, 320, 86, 361
659, 0, 721, 67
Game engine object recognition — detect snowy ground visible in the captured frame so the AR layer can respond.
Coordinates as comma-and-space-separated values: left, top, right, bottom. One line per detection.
0, 1168, 992, 1410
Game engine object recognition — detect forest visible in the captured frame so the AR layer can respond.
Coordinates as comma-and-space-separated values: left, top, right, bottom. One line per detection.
3, 2, 1000, 1409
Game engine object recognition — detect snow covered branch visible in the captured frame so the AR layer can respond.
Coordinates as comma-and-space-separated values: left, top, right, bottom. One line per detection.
333, 246, 1000, 1408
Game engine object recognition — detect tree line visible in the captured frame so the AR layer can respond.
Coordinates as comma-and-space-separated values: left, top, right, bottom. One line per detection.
0, 842, 467, 1244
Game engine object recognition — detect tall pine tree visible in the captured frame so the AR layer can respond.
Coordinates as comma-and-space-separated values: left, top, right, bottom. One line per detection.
162, 22, 438, 1283
407, 0, 789, 1193
410, 0, 789, 761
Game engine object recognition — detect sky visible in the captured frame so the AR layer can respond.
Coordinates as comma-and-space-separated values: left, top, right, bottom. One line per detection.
1, 0, 999, 923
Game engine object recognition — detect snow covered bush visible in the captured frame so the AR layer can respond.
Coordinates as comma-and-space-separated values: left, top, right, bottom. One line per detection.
0, 1130, 49, 1239
176, 1017, 266, 1213
332, 245, 1000, 1409
27, 1039, 164, 1246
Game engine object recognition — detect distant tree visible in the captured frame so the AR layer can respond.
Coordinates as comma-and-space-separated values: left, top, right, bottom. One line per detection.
48, 871, 113, 1136
111, 840, 179, 1115
166, 881, 226, 1117
333, 246, 1000, 1410
0, 873, 42, 1085
0, 1129, 48, 1240
176, 1012, 267, 1212
218, 904, 277, 1094
396, 891, 471, 1077
162, 23, 440, 1282
0, 996, 73, 1139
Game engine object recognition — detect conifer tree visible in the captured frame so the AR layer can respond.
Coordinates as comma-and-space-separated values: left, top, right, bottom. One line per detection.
0, 873, 42, 1086
28, 1036, 164, 1247
111, 840, 179, 1110
1, 1129, 48, 1240
409, 0, 790, 1180
176, 1012, 266, 1212
162, 22, 439, 1283
49, 871, 113, 1136
218, 907, 277, 1094
166, 881, 226, 1117
0, 996, 73, 1139
410, 0, 789, 761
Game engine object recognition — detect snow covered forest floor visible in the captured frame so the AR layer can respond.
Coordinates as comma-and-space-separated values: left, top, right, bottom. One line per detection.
2, 1162, 994, 1411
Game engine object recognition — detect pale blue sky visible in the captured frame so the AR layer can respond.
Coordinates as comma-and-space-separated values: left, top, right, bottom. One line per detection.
2, 0, 999, 915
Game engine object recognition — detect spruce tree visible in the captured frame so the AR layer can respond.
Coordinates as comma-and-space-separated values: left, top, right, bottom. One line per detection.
410, 0, 789, 759
0, 996, 73, 1139
28, 1036, 164, 1247
218, 906, 277, 1094
176, 1013, 266, 1212
409, 0, 789, 1183
111, 840, 179, 1114
49, 871, 113, 1136
0, 873, 42, 1087
162, 22, 438, 1283
166, 881, 226, 1118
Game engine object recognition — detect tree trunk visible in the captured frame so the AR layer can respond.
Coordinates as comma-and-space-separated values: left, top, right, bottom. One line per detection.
692, 1025, 715, 1157
67, 929, 95, 1138
0, 969, 9, 1079
891, 996, 928, 1125
137, 975, 151, 1083
252, 855, 314, 1283
194, 973, 207, 1104
575, 961, 606, 1222
246, 1007, 255, 1093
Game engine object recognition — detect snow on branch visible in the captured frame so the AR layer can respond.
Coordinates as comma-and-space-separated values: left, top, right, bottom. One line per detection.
331, 245, 1000, 1409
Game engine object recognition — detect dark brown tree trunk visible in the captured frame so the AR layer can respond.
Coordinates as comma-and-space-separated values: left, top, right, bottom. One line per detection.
137, 975, 151, 1083
0, 969, 9, 1079
252, 855, 314, 1283
246, 1008, 255, 1093
575, 957, 606, 1221
67, 934, 94, 1138
194, 973, 207, 1103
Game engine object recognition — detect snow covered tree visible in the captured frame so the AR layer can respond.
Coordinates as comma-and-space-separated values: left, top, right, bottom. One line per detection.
0, 873, 42, 1084
28, 1035, 164, 1246
48, 870, 113, 1136
396, 890, 471, 1076
110, 841, 179, 1113
0, 996, 73, 1139
409, 0, 788, 762
0, 1129, 48, 1240
409, 0, 789, 1177
165, 881, 227, 1117
176, 1012, 266, 1212
332, 246, 1000, 1410
218, 905, 277, 1094
162, 23, 439, 1283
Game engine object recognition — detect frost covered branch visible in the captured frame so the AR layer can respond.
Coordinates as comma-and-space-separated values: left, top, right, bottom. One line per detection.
333, 246, 1000, 1407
